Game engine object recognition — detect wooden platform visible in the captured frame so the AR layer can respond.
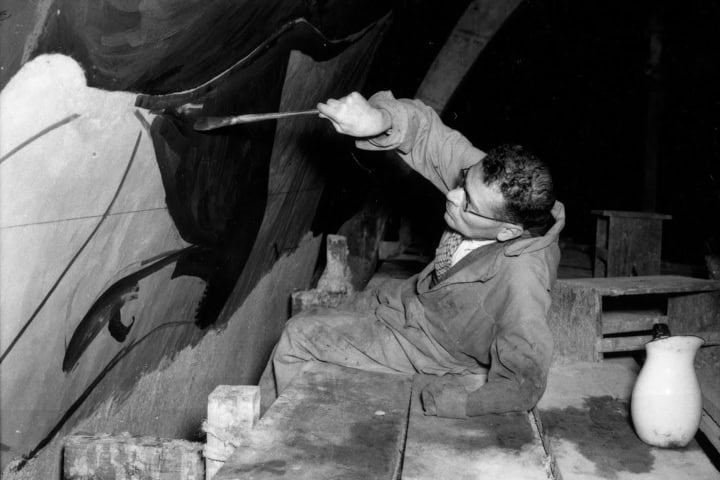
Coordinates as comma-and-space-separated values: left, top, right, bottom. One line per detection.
537, 361, 720, 480
214, 357, 720, 480
214, 364, 412, 480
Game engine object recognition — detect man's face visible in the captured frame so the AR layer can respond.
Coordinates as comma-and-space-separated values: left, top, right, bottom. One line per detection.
444, 163, 519, 240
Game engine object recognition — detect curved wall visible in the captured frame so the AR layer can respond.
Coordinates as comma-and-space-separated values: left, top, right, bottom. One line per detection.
0, 1, 391, 476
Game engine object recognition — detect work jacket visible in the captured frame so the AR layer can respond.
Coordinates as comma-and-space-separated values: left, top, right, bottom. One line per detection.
357, 91, 565, 415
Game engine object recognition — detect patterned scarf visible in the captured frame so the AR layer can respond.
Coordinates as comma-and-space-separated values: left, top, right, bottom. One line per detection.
434, 229, 464, 282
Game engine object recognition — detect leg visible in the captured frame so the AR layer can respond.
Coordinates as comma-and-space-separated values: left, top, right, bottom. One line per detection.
273, 308, 416, 394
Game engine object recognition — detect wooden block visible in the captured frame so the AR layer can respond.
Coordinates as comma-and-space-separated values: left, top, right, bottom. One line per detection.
316, 234, 353, 295
214, 363, 412, 480
402, 375, 551, 480
64, 433, 204, 480
205, 385, 260, 480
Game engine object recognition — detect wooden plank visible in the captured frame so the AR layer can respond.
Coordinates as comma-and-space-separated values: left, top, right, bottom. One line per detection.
700, 409, 720, 454
601, 311, 667, 334
215, 363, 412, 480
697, 347, 720, 454
548, 281, 603, 361
537, 362, 719, 480
557, 276, 720, 296
667, 290, 720, 333
415, 0, 524, 113
63, 433, 204, 480
591, 210, 672, 220
599, 331, 720, 353
402, 375, 549, 480
606, 216, 664, 276
594, 216, 609, 277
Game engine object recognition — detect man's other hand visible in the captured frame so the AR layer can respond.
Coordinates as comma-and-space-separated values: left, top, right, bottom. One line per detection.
317, 92, 391, 137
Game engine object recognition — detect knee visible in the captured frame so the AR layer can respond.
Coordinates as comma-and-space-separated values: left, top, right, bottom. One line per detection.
276, 314, 320, 353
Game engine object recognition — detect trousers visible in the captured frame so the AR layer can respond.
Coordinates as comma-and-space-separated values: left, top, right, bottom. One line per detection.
272, 302, 488, 394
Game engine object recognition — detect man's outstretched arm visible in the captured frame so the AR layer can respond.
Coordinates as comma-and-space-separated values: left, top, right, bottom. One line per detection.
318, 91, 485, 194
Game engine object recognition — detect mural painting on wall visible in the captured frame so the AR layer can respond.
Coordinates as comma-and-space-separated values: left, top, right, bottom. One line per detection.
0, 0, 390, 469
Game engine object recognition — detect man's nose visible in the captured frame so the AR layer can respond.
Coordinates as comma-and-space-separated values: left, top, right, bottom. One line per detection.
446, 188, 463, 206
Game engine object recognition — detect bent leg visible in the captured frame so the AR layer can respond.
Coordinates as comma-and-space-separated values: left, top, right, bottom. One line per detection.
273, 308, 416, 393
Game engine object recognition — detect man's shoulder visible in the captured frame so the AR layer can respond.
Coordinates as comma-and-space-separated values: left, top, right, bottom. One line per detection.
494, 246, 556, 289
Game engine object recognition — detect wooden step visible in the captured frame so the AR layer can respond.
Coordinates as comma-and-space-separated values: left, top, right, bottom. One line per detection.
214, 364, 412, 480
402, 375, 551, 480
557, 275, 720, 296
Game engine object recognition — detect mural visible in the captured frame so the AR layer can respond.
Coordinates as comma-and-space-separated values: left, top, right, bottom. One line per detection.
0, 0, 391, 472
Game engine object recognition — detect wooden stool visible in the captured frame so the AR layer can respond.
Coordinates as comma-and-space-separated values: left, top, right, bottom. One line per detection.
592, 210, 671, 277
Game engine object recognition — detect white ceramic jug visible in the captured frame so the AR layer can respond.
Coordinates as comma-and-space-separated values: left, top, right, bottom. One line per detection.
631, 326, 705, 448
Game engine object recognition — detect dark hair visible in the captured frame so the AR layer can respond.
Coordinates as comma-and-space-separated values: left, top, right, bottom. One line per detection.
481, 144, 555, 234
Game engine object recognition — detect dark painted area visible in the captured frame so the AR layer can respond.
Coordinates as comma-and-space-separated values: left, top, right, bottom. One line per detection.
35, 0, 390, 94
62, 247, 199, 372
29, 0, 394, 340
542, 396, 671, 477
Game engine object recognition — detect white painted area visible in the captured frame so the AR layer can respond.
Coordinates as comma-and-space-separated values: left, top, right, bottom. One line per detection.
0, 54, 190, 468
0, 54, 163, 226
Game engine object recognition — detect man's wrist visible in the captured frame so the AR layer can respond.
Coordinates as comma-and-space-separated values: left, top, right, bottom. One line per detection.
378, 109, 392, 134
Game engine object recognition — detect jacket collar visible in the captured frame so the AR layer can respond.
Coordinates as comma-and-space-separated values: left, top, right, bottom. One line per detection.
418, 201, 565, 290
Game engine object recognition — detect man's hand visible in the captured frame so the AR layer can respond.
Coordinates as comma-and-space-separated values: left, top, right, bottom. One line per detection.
317, 92, 391, 137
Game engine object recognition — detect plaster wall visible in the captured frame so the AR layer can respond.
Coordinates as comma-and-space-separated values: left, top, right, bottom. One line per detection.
0, 1, 390, 474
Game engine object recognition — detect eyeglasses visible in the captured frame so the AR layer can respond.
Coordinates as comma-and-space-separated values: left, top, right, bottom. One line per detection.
459, 167, 508, 223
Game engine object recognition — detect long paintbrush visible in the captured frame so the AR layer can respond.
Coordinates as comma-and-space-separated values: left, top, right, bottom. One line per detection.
193, 109, 319, 131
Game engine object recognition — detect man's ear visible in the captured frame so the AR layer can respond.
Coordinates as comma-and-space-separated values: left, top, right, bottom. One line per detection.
496, 224, 523, 242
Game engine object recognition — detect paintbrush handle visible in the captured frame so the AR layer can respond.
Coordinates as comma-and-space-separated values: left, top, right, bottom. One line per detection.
194, 109, 320, 130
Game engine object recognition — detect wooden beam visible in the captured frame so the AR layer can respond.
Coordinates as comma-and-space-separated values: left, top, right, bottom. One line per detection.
415, 0, 525, 113
64, 433, 204, 480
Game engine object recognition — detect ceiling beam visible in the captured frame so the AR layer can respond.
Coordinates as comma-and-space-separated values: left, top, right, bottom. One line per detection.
415, 0, 524, 114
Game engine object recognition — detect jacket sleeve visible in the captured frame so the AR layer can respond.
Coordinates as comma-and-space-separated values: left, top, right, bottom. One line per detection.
464, 258, 554, 416
354, 91, 486, 194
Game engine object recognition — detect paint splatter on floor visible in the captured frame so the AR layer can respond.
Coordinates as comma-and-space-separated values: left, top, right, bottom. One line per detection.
541, 395, 702, 478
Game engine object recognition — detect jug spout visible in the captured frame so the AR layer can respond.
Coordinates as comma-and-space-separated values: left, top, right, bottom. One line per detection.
631, 332, 705, 448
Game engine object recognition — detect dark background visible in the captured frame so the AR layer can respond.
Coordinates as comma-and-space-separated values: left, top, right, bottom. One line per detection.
321, 0, 720, 266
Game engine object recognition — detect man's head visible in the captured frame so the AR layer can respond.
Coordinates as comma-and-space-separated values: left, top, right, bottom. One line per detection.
443, 144, 555, 241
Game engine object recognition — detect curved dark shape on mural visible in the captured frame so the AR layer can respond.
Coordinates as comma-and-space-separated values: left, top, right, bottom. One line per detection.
134, 17, 379, 111
37, 0, 391, 94
49, 2, 393, 348
23, 321, 196, 470
62, 247, 200, 372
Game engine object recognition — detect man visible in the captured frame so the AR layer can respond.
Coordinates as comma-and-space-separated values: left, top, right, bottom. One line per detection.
272, 91, 564, 417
